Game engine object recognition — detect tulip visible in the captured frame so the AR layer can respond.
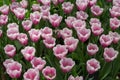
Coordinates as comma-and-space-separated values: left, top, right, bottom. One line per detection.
52, 0, 59, 5
110, 17, 120, 30
88, 0, 97, 7
3, 59, 15, 69
0, 14, 8, 26
32, 4, 40, 11
91, 5, 103, 16
7, 23, 19, 29
0, 5, 9, 15
0, 29, 2, 38
68, 75, 83, 80
22, 20, 33, 31
10, 2, 20, 12
89, 18, 101, 26
76, 11, 88, 20
109, 6, 120, 17
65, 16, 76, 28
40, 0, 51, 6
113, 0, 120, 7
20, 0, 28, 8
59, 0, 64, 3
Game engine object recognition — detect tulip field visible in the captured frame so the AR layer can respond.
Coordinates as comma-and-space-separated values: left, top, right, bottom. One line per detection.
1, 0, 120, 80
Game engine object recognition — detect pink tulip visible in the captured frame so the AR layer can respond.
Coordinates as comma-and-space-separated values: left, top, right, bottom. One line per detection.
31, 57, 46, 71
53, 44, 68, 59
59, 0, 64, 3
0, 29, 2, 38
22, 20, 33, 31
76, 0, 89, 11
88, 0, 97, 7
30, 11, 41, 25
113, 0, 120, 7
89, 18, 101, 26
3, 59, 15, 68
23, 68, 39, 80
99, 34, 113, 47
59, 28, 73, 39
60, 57, 75, 73
104, 47, 118, 62
43, 37, 56, 49
40, 0, 51, 6
0, 14, 8, 26
62, 2, 74, 14
21, 46, 36, 61
28, 29, 41, 42
32, 4, 40, 11
7, 23, 19, 29
109, 6, 120, 17
86, 58, 100, 74
110, 17, 120, 30
42, 66, 56, 80
68, 75, 83, 80
76, 11, 88, 20
40, 5, 50, 12
4, 44, 16, 57
49, 14, 62, 28
10, 2, 20, 12
73, 19, 86, 30
20, 0, 28, 8
77, 28, 91, 42
52, 0, 59, 5
0, 5, 9, 15
109, 31, 120, 44
87, 43, 99, 56
17, 33, 28, 45
64, 37, 79, 52
91, 5, 103, 16
41, 27, 53, 39
65, 16, 76, 28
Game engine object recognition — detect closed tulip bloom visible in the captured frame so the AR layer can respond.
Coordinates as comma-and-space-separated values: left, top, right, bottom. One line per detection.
21, 46, 36, 61
89, 18, 101, 26
42, 66, 56, 80
43, 37, 56, 49
41, 0, 51, 6
20, 0, 28, 8
49, 14, 62, 28
0, 29, 2, 38
89, 0, 97, 7
65, 16, 76, 28
6, 61, 22, 78
62, 2, 74, 14
0, 14, 8, 26
30, 11, 41, 25
32, 4, 40, 11
76, 0, 89, 11
28, 29, 41, 42
0, 5, 9, 15
60, 57, 75, 73
31, 57, 46, 71
22, 20, 33, 31
104, 48, 118, 62
77, 28, 91, 42
73, 20, 86, 30
3, 59, 15, 68
99, 34, 113, 47
4, 44, 16, 57
91, 5, 103, 16
109, 6, 120, 17
68, 75, 83, 80
76, 11, 88, 20
109, 31, 120, 44
87, 43, 99, 56
64, 37, 79, 52
23, 68, 39, 80
53, 44, 68, 59
86, 58, 100, 74
110, 17, 120, 30
17, 33, 28, 46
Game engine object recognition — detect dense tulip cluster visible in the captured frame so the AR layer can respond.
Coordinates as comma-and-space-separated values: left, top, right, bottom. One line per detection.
0, 0, 120, 80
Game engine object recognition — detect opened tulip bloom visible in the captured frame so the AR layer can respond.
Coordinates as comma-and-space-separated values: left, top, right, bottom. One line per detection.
68, 75, 83, 80
65, 16, 76, 28
22, 20, 33, 31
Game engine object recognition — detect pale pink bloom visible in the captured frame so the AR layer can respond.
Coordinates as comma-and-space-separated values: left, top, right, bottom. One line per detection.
3, 59, 15, 68
77, 28, 91, 42
87, 58, 100, 74
23, 68, 39, 80
28, 29, 41, 42
59, 28, 72, 39
76, 11, 88, 20
87, 43, 99, 56
10, 2, 20, 12
62, 2, 74, 14
49, 14, 62, 28
109, 6, 120, 17
76, 0, 89, 11
91, 23, 104, 36
30, 11, 41, 25
4, 44, 16, 57
17, 33, 28, 45
110, 17, 120, 30
32, 4, 40, 11
40, 5, 50, 12
52, 0, 59, 5
91, 5, 103, 16
41, 27, 53, 39
21, 46, 36, 61
64, 37, 79, 52
59, 0, 64, 3
13, 7, 26, 20
6, 61, 22, 78
99, 34, 113, 47
20, 0, 28, 8
22, 20, 33, 31
43, 37, 56, 48
0, 29, 2, 38
68, 75, 83, 80
7, 23, 19, 29
109, 31, 120, 44
104, 47, 118, 62
0, 14, 8, 26
73, 19, 86, 30
65, 16, 76, 28
0, 5, 9, 15
31, 57, 46, 71
41, 11, 50, 20
53, 44, 68, 59
89, 18, 101, 25
42, 66, 56, 80
41, 0, 51, 6
88, 0, 97, 7
60, 57, 75, 73
113, 0, 120, 7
